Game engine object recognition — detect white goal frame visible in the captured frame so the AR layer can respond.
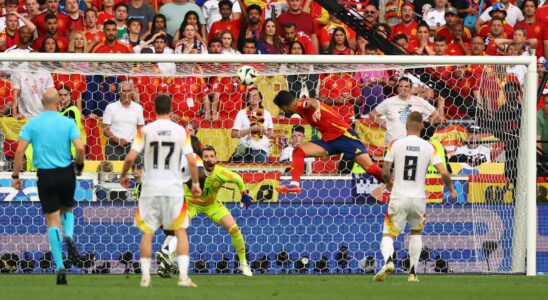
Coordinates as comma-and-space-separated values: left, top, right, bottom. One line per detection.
0, 53, 537, 276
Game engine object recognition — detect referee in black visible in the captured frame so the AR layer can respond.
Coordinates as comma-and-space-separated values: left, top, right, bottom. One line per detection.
12, 88, 85, 285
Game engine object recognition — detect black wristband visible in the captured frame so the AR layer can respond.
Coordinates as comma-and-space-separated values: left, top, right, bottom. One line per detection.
11, 174, 19, 179
76, 162, 84, 173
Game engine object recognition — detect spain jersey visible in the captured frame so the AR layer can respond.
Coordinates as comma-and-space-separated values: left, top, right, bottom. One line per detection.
295, 98, 352, 141
131, 119, 193, 197
384, 135, 442, 199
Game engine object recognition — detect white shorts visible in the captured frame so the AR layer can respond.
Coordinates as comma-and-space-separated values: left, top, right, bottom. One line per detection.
383, 197, 426, 236
134, 195, 190, 233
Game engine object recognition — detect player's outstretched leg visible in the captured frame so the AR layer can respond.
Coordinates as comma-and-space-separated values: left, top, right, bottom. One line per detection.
374, 235, 395, 282
277, 143, 326, 194
354, 153, 384, 183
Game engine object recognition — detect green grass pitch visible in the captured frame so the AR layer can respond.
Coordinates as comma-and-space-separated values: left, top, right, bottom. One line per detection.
1, 274, 547, 300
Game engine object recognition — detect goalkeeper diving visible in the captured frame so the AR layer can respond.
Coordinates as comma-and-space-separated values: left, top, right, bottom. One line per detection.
156, 145, 254, 277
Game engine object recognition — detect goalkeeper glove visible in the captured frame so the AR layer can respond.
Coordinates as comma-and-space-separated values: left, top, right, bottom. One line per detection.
241, 190, 254, 209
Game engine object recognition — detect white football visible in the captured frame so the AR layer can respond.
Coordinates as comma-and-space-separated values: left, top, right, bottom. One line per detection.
237, 65, 257, 86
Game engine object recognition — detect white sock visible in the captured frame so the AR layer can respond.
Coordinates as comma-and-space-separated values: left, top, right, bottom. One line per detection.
380, 236, 394, 264
161, 236, 173, 254
409, 235, 422, 274
168, 236, 178, 258
290, 181, 300, 187
140, 258, 151, 279
177, 255, 190, 280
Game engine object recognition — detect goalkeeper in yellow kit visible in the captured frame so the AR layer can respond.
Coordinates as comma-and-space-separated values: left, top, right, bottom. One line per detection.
185, 145, 254, 276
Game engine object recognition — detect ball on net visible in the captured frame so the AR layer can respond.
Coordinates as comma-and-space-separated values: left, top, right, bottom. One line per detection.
237, 65, 257, 86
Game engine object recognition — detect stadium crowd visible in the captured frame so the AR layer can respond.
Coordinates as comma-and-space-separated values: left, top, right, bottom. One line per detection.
0, 0, 547, 165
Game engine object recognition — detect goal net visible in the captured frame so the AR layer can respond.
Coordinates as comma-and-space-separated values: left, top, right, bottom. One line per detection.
0, 54, 537, 275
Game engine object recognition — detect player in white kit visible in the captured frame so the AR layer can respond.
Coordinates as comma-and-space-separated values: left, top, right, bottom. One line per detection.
374, 111, 457, 283
120, 94, 202, 288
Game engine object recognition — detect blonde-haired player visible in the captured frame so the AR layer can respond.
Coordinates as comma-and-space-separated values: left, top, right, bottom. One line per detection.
121, 94, 201, 288
374, 111, 457, 282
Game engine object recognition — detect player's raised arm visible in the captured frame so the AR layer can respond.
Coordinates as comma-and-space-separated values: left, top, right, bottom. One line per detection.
303, 98, 321, 122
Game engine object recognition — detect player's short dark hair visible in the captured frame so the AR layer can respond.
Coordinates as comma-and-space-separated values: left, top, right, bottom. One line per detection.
292, 125, 305, 135
246, 4, 261, 14
417, 21, 429, 31
398, 77, 412, 85
103, 20, 117, 28
154, 94, 172, 115
153, 34, 166, 42
202, 145, 216, 155
85, 8, 98, 17
6, 0, 19, 5
521, 0, 538, 9
273, 90, 295, 108
208, 37, 222, 47
45, 13, 57, 22
114, 2, 128, 11
218, 0, 233, 9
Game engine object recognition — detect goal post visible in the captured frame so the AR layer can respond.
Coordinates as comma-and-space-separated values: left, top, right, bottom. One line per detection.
0, 53, 537, 275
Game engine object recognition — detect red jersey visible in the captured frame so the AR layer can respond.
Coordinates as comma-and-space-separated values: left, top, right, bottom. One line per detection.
514, 20, 545, 58
32, 11, 71, 37
390, 21, 418, 41
477, 22, 514, 39
84, 30, 106, 45
446, 42, 470, 56
407, 39, 433, 55
318, 73, 360, 124
277, 11, 316, 37
91, 41, 132, 53
536, 5, 548, 25
283, 31, 317, 54
317, 23, 356, 49
0, 30, 18, 52
0, 77, 14, 108
211, 76, 246, 118
435, 26, 471, 44
294, 98, 352, 141
167, 76, 210, 120
69, 14, 85, 32
97, 11, 115, 26
207, 19, 241, 42
33, 35, 70, 52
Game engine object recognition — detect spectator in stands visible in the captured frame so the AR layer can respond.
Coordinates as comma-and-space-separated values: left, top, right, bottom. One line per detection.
390, 2, 418, 41
445, 22, 471, 55
174, 23, 208, 54
84, 8, 105, 47
241, 37, 258, 54
68, 30, 89, 53
408, 22, 434, 55
0, 0, 31, 32
494, 27, 537, 56
10, 68, 55, 119
423, 0, 448, 32
97, 0, 115, 26
515, 0, 545, 58
476, 2, 517, 38
0, 13, 36, 52
33, 14, 70, 52
208, 36, 223, 53
356, 44, 389, 116
392, 34, 409, 54
39, 36, 60, 52
484, 17, 506, 55
470, 35, 486, 55
257, 18, 284, 54
363, 3, 379, 26
504, 43, 527, 85
91, 20, 132, 53
220, 30, 240, 53
159, 0, 205, 38
280, 125, 314, 165
317, 14, 357, 53
202, 0, 242, 33
449, 128, 492, 175
477, 0, 524, 29
436, 7, 471, 44
102, 81, 145, 161
319, 71, 361, 124
285, 41, 319, 105
277, 0, 318, 52
143, 14, 173, 48
125, 18, 143, 47
369, 77, 440, 145
230, 88, 274, 163
113, 3, 129, 42
4, 25, 33, 53
32, 0, 71, 37
236, 4, 261, 52
173, 11, 207, 48
24, 0, 42, 20
207, 0, 241, 42
65, 0, 84, 32
281, 22, 316, 54
127, 0, 155, 35
326, 27, 354, 55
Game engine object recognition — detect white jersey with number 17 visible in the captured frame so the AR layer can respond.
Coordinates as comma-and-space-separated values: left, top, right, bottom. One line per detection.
131, 119, 193, 197
384, 135, 442, 199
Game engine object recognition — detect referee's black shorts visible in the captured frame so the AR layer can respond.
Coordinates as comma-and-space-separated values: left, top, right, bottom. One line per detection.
37, 165, 76, 213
